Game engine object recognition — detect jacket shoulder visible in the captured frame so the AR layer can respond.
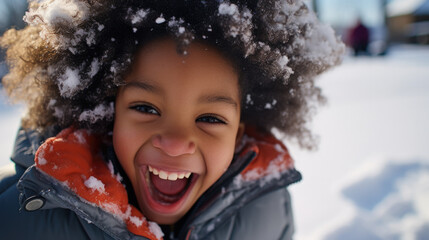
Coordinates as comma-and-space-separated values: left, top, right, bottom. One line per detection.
185, 129, 300, 239
0, 163, 19, 193
0, 172, 113, 240
193, 188, 295, 240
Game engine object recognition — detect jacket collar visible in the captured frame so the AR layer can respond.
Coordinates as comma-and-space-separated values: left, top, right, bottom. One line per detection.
174, 127, 301, 238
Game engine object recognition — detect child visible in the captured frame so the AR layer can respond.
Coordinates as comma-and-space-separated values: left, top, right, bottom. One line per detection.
0, 0, 344, 239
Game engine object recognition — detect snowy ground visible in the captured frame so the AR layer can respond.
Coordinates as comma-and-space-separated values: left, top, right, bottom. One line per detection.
287, 44, 429, 240
1, 44, 429, 239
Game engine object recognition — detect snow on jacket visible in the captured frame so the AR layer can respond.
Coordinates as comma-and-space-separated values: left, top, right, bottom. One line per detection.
0, 126, 301, 240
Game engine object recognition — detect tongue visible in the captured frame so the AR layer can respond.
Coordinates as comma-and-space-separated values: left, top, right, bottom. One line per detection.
150, 173, 188, 195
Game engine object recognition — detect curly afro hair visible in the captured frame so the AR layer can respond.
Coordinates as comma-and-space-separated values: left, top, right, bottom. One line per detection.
1, 0, 344, 149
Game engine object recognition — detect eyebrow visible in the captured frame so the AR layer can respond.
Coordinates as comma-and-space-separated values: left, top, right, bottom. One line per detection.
123, 80, 238, 109
122, 81, 161, 93
200, 95, 238, 110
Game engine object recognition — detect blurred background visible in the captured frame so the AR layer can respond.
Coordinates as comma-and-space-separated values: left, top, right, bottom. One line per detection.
1, 0, 428, 239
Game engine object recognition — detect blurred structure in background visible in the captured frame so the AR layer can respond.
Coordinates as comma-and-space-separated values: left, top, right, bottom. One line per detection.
387, 0, 429, 44
312, 0, 429, 56
312, 0, 389, 56
0, 0, 27, 83
0, 0, 27, 33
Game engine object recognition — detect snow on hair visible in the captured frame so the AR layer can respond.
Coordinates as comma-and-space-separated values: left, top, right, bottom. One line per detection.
1, 0, 344, 149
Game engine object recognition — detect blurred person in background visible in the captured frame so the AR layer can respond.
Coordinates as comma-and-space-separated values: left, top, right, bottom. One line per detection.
347, 18, 370, 56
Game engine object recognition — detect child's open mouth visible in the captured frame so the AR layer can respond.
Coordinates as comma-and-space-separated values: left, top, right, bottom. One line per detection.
141, 165, 198, 213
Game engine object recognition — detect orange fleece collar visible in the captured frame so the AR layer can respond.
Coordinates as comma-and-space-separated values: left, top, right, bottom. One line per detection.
35, 127, 163, 240
238, 127, 294, 181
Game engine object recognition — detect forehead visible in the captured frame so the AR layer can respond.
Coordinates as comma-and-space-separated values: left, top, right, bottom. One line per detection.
133, 38, 237, 75
124, 38, 240, 101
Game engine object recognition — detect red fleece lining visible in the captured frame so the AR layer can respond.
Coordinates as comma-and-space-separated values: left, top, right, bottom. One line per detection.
35, 127, 160, 240
240, 127, 294, 181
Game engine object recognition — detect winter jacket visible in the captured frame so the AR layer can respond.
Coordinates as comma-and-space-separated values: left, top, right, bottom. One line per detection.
0, 126, 301, 240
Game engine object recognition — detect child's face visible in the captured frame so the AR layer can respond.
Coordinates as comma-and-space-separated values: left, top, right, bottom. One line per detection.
113, 38, 243, 224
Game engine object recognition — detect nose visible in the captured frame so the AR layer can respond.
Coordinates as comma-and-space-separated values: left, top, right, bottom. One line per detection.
151, 131, 196, 157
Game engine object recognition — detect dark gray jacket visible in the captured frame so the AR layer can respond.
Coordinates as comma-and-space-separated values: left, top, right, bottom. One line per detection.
0, 128, 301, 240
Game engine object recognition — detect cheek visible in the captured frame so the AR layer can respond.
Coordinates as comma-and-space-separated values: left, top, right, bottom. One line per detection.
204, 136, 236, 178
113, 108, 141, 162
113, 121, 139, 184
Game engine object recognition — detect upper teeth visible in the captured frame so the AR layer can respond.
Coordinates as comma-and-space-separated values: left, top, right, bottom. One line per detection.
148, 165, 192, 181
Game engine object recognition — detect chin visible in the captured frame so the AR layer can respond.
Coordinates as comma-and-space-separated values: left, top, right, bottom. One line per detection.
144, 210, 184, 225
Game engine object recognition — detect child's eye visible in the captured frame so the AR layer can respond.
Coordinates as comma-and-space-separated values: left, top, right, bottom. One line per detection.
196, 115, 226, 124
130, 104, 160, 115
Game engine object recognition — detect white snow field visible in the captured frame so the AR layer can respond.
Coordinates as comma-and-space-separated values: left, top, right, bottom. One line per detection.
1, 44, 429, 239
288, 44, 429, 240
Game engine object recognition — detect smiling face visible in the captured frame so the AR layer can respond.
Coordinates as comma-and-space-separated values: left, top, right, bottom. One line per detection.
113, 38, 243, 224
